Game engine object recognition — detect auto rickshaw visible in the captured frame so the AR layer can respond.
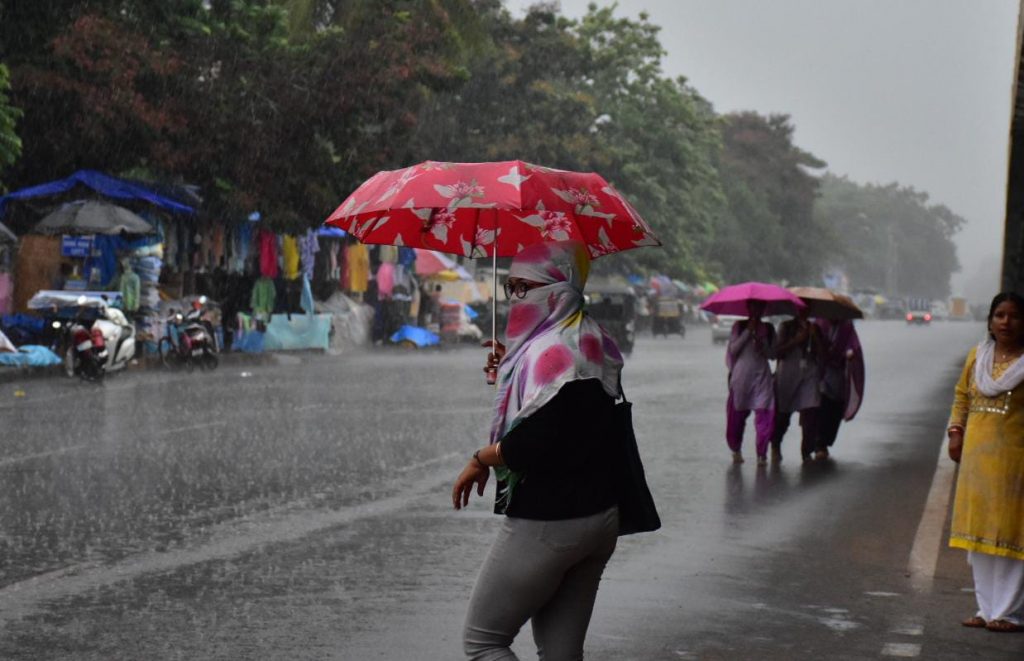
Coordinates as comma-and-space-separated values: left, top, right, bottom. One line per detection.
651, 296, 686, 338
585, 283, 636, 355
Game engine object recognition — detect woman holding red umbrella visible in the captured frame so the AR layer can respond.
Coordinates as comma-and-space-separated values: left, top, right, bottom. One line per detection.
451, 240, 625, 660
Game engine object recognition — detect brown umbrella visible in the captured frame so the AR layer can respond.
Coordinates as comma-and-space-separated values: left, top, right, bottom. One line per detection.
789, 287, 864, 320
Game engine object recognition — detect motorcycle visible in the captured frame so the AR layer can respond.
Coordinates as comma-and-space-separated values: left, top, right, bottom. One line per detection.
47, 295, 136, 381
160, 296, 218, 371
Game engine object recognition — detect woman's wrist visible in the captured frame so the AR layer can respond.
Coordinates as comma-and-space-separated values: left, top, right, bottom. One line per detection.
947, 424, 964, 436
472, 449, 487, 469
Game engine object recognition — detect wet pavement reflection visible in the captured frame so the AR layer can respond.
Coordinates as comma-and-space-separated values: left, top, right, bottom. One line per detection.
0, 321, 1002, 659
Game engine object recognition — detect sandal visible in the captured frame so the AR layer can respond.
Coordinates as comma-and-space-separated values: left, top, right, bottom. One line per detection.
986, 619, 1024, 633
962, 616, 987, 628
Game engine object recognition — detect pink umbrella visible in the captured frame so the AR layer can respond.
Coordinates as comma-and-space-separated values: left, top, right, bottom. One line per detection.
413, 248, 472, 279
699, 281, 806, 317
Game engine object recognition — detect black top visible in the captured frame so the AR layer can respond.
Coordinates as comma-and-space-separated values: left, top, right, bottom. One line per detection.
497, 378, 619, 520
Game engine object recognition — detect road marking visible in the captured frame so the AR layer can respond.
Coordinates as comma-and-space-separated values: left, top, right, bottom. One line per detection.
0, 444, 88, 468
0, 452, 462, 624
890, 616, 925, 636
881, 642, 921, 657
864, 591, 901, 597
907, 435, 957, 591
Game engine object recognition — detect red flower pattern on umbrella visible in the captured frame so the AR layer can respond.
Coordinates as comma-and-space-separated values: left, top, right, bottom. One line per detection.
324, 160, 660, 259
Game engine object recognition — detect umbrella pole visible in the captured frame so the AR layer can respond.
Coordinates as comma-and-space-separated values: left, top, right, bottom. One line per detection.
491, 244, 497, 351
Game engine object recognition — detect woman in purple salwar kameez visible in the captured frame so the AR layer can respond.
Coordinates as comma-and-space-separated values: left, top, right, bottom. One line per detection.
726, 301, 776, 464
813, 318, 865, 460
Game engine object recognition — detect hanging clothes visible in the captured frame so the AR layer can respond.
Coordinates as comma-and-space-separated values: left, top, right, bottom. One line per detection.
119, 266, 141, 313
328, 240, 339, 280
233, 221, 253, 273
379, 245, 398, 264
0, 272, 13, 316
251, 276, 276, 319
299, 229, 319, 281
259, 230, 279, 279
377, 262, 395, 299
282, 234, 300, 280
212, 224, 226, 268
164, 220, 179, 267
398, 247, 417, 269
346, 243, 370, 294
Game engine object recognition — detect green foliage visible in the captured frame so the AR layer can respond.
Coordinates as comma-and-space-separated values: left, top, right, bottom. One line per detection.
708, 112, 828, 284
0, 0, 963, 290
815, 174, 963, 298
0, 62, 22, 190
412, 3, 723, 279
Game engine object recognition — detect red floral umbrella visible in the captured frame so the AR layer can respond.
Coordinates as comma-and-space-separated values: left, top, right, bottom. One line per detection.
324, 160, 661, 352
324, 160, 660, 259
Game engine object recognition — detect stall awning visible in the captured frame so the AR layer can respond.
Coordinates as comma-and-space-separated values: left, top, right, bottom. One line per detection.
0, 169, 196, 220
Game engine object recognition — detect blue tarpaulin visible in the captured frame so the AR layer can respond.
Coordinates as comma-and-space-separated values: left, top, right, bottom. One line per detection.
0, 170, 196, 220
263, 313, 331, 351
0, 345, 62, 367
389, 325, 440, 348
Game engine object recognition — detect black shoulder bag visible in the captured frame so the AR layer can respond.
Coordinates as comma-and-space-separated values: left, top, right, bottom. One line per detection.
614, 382, 661, 536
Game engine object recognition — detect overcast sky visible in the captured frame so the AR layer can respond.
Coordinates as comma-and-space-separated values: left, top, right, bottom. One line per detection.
511, 0, 1020, 297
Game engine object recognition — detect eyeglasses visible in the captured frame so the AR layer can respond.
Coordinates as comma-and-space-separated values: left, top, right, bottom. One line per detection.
503, 280, 539, 300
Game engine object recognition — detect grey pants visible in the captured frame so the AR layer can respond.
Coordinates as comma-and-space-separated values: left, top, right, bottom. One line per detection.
463, 506, 618, 660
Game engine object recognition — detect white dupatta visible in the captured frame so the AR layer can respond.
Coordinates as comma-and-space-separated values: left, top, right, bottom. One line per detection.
974, 338, 1024, 396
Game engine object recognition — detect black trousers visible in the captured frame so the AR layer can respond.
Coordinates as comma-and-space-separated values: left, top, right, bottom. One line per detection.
772, 407, 820, 459
816, 396, 845, 449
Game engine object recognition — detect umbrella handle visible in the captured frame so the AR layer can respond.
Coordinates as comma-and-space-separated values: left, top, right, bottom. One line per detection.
492, 246, 497, 351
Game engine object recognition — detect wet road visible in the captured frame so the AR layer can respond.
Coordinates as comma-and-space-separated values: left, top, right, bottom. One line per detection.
1, 321, 1023, 659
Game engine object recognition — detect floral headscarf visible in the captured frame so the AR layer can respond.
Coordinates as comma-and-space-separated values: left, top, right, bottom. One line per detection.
490, 240, 624, 449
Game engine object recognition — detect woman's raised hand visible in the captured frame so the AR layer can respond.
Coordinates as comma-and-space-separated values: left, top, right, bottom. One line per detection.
482, 339, 506, 373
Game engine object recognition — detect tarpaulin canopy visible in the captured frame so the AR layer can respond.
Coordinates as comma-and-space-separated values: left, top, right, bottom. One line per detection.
0, 169, 196, 220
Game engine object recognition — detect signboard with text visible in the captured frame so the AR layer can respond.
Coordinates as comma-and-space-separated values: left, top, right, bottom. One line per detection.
61, 235, 94, 258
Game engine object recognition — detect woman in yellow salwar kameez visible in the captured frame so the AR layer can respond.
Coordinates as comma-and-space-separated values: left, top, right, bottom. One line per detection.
948, 292, 1024, 633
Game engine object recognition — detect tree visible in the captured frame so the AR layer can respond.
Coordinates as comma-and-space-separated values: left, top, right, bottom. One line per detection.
708, 112, 828, 284
412, 3, 724, 279
815, 174, 963, 298
2, 0, 474, 229
0, 63, 22, 190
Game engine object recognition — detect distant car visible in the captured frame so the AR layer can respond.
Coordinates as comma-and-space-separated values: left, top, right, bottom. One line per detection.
710, 314, 744, 343
906, 297, 932, 325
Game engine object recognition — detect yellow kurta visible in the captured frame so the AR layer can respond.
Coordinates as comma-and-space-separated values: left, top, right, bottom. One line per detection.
949, 346, 1024, 560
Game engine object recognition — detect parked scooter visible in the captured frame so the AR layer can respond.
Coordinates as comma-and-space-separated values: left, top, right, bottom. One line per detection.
51, 296, 136, 381
160, 296, 218, 371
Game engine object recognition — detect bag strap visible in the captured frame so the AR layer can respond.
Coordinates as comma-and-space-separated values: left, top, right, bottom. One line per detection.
618, 374, 630, 404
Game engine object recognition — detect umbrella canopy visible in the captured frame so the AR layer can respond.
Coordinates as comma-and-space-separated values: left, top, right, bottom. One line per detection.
414, 248, 472, 280
699, 281, 806, 317
324, 160, 660, 259
789, 286, 863, 320
34, 200, 155, 236
649, 275, 677, 296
